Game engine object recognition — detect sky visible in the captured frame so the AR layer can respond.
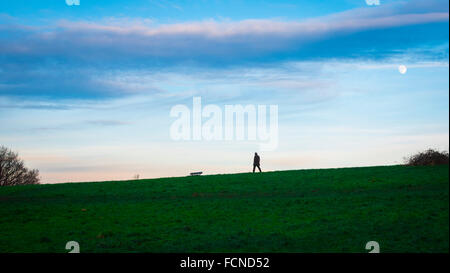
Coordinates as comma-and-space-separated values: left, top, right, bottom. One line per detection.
0, 0, 448, 183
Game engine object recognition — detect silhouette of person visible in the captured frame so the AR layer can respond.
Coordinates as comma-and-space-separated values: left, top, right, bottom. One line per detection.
253, 152, 262, 173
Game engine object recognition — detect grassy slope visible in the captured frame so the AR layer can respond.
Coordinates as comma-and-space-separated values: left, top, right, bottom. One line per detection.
0, 165, 448, 253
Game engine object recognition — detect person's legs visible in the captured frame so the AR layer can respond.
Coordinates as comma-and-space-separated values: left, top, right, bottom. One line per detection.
253, 165, 256, 173
257, 165, 262, 172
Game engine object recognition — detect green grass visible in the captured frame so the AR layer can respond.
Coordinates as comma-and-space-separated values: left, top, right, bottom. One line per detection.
0, 165, 448, 253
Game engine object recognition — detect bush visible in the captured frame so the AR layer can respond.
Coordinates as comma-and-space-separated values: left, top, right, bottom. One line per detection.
405, 149, 449, 166
0, 146, 40, 186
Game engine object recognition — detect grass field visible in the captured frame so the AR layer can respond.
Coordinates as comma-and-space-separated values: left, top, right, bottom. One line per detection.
0, 165, 448, 253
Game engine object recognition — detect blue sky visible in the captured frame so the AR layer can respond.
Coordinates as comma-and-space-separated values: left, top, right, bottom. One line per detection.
1, 1, 372, 23
0, 0, 448, 183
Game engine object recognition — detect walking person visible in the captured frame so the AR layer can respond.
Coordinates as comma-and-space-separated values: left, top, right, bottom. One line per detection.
253, 152, 262, 173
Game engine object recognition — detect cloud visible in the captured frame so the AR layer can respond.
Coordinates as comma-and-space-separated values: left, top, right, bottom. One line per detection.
1, 1, 448, 66
23, 119, 130, 134
0, 0, 448, 100
0, 99, 75, 110
0, 65, 163, 99
85, 119, 131, 126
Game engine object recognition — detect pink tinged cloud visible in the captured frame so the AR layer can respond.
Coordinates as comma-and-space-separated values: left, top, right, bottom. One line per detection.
56, 12, 449, 38
1, 9, 447, 59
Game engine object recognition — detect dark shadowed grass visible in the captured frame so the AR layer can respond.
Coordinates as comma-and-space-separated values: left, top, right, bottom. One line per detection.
0, 165, 448, 253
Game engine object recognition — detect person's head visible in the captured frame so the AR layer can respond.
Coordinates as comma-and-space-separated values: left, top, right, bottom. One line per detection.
255, 152, 258, 156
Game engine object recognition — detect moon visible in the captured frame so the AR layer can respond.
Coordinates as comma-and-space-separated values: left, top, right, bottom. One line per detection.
398, 65, 407, 74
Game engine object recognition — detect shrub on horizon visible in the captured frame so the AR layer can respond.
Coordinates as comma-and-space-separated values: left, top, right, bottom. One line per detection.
404, 149, 449, 166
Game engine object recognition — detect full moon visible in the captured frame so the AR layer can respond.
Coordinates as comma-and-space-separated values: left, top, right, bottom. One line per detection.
398, 65, 407, 74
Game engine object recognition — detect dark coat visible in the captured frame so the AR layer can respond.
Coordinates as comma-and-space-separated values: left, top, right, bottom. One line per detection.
253, 154, 260, 166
